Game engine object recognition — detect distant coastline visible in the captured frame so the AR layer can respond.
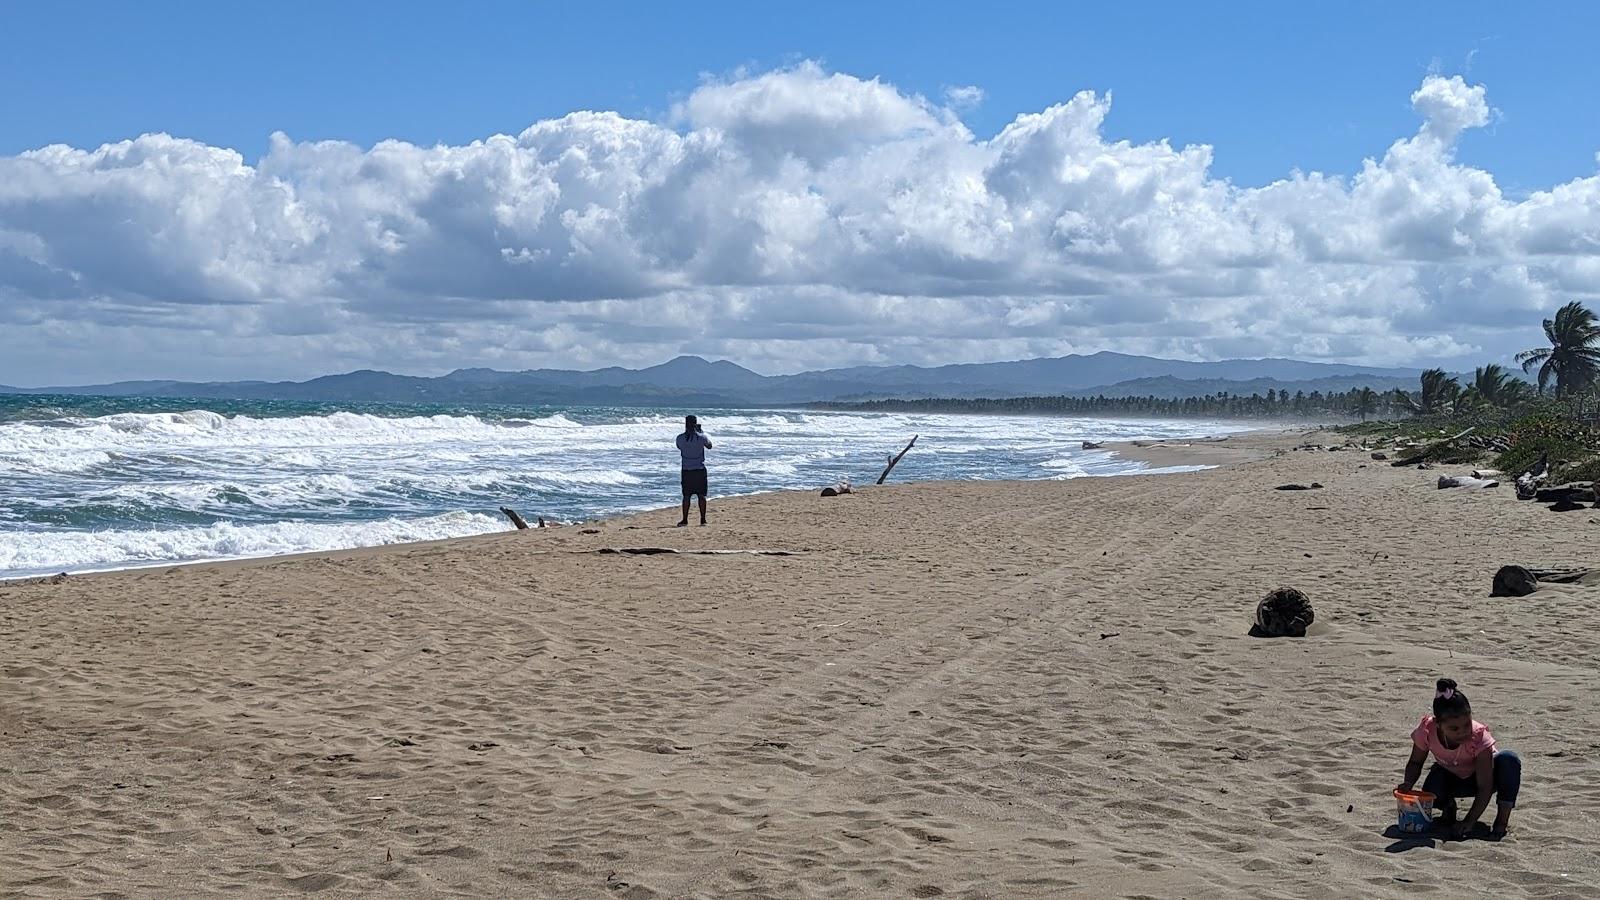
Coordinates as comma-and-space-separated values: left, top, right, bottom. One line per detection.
0, 350, 1422, 410
810, 388, 1391, 421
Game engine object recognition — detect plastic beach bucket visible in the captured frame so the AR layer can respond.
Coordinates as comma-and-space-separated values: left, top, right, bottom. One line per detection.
1393, 789, 1435, 834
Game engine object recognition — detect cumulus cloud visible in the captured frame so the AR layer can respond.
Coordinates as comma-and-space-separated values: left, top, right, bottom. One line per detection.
1411, 74, 1492, 144
0, 66, 1597, 384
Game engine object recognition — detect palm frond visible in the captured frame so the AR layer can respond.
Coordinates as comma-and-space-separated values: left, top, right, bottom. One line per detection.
1516, 348, 1550, 372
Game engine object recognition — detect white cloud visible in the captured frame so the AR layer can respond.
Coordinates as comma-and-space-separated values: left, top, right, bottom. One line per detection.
0, 67, 1598, 384
1410, 74, 1492, 144
674, 62, 951, 167
944, 85, 985, 111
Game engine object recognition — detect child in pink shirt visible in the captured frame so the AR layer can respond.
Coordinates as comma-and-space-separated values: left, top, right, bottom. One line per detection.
1397, 678, 1521, 840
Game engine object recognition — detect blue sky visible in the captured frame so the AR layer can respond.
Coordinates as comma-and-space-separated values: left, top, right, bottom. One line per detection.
1, 2, 1598, 383
4, 1, 1595, 190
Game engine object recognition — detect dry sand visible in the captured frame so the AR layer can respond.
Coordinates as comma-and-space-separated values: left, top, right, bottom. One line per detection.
3, 431, 1598, 898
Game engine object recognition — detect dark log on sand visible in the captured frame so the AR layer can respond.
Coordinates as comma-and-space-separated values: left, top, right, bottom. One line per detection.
499, 507, 530, 530
876, 435, 919, 485
1082, 441, 1104, 450
1534, 482, 1596, 504
1391, 427, 1475, 467
1491, 565, 1600, 597
1515, 452, 1550, 501
1250, 587, 1315, 638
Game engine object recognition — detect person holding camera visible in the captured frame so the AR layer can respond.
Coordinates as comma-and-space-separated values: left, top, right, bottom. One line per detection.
675, 414, 713, 527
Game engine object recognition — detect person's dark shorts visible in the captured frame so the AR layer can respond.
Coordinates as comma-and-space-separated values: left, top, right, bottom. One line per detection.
681, 467, 709, 498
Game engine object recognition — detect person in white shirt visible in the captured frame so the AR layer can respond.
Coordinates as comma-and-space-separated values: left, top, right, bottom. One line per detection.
675, 414, 713, 527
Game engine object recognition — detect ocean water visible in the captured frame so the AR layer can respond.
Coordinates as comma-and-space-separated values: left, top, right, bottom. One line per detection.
0, 395, 1251, 579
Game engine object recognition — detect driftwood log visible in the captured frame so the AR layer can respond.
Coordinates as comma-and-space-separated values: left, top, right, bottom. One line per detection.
1391, 427, 1475, 467
876, 435, 919, 485
499, 507, 530, 530
1515, 452, 1550, 501
1437, 475, 1499, 490
1491, 565, 1600, 597
820, 479, 853, 497
1534, 482, 1597, 504
1082, 441, 1104, 450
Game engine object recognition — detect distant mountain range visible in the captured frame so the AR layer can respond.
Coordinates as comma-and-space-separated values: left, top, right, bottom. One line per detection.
0, 352, 1425, 407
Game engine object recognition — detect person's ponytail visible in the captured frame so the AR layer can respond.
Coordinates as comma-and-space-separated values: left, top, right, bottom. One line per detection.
1432, 678, 1471, 718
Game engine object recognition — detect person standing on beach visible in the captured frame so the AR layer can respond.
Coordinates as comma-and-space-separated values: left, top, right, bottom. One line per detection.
676, 414, 713, 527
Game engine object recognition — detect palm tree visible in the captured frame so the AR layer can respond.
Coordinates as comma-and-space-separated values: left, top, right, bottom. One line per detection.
1387, 387, 1411, 417
1403, 368, 1460, 416
1353, 387, 1378, 421
1462, 363, 1531, 409
1515, 301, 1600, 398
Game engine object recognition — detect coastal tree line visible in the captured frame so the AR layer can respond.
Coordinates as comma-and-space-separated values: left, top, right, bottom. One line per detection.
1387, 300, 1600, 419
824, 387, 1415, 420
825, 301, 1600, 423
1357, 301, 1600, 485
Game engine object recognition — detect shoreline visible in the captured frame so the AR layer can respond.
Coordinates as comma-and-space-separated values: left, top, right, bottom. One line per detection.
1, 427, 1276, 585
1101, 429, 1293, 468
6, 427, 1597, 896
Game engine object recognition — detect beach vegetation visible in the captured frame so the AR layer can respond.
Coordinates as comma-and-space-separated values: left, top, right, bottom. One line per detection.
1340, 303, 1600, 475
1493, 404, 1600, 479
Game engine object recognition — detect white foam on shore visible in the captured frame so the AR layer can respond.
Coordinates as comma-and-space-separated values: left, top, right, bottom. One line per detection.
0, 511, 511, 580
1, 405, 1255, 577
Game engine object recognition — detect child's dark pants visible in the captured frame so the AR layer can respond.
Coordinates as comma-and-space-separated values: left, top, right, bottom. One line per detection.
1423, 749, 1521, 814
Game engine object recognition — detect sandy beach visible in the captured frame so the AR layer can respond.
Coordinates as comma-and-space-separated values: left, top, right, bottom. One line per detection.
3, 430, 1598, 898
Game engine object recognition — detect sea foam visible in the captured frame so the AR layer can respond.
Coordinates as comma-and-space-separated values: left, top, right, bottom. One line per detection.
0, 401, 1251, 577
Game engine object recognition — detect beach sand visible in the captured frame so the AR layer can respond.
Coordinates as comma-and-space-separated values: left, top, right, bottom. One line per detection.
3, 431, 1598, 898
